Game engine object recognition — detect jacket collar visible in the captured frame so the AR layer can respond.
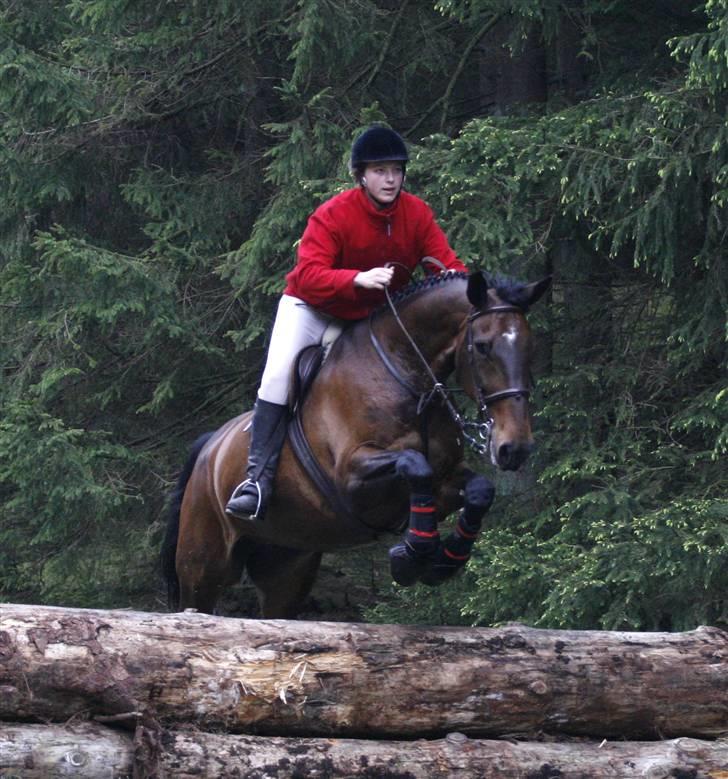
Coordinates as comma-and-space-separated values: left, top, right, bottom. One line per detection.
356, 185, 401, 219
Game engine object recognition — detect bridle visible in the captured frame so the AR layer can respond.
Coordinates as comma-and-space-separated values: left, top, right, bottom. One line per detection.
369, 291, 531, 457
466, 305, 531, 404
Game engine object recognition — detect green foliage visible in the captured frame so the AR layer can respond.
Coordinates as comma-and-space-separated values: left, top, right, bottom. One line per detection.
1, 0, 725, 633
365, 1, 727, 630
0, 0, 266, 605
0, 400, 149, 605
672, 0, 728, 95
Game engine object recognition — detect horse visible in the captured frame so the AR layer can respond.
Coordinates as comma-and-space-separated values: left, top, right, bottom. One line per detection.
161, 270, 550, 618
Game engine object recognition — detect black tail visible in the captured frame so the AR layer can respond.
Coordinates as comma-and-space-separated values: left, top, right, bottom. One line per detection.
160, 432, 214, 610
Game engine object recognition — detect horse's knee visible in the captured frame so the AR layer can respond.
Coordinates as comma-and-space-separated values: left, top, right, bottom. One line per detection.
395, 450, 433, 491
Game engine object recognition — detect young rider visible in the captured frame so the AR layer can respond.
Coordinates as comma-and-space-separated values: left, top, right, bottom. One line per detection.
225, 125, 467, 521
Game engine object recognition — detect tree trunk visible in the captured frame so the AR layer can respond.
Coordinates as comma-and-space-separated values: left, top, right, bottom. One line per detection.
1, 604, 726, 740
1, 723, 727, 779
476, 17, 547, 115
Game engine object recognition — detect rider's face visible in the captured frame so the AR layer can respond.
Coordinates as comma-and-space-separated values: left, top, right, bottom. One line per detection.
362, 162, 404, 207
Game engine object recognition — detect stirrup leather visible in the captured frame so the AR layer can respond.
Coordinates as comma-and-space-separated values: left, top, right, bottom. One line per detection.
230, 478, 263, 519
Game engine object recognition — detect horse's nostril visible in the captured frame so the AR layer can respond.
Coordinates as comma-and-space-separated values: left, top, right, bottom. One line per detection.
498, 442, 533, 470
498, 443, 514, 468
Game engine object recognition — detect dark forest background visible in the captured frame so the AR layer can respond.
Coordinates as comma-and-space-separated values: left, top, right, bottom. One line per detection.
1, 0, 726, 630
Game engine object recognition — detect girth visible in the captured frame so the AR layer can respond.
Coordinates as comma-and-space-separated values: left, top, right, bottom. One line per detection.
288, 411, 355, 522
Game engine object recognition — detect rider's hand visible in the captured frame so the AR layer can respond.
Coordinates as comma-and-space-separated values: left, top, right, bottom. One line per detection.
354, 266, 395, 290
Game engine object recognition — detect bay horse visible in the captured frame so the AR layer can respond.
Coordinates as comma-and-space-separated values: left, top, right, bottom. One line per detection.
161, 270, 550, 618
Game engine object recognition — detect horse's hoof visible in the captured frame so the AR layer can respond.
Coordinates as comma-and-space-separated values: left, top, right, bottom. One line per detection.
419, 543, 470, 587
419, 563, 462, 587
464, 474, 495, 512
388, 543, 430, 587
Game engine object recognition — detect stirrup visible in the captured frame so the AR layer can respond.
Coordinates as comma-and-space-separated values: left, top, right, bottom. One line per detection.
227, 479, 263, 519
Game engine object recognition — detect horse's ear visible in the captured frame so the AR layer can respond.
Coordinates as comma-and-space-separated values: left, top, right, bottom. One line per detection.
520, 275, 552, 308
467, 271, 489, 308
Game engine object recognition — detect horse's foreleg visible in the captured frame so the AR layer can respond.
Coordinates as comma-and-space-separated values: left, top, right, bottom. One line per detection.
419, 473, 494, 586
344, 447, 485, 587
386, 450, 444, 587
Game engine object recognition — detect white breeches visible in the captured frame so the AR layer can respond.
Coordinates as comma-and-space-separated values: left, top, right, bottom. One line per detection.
258, 294, 344, 405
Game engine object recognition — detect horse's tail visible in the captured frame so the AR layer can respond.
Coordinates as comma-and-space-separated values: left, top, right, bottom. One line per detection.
160, 432, 214, 610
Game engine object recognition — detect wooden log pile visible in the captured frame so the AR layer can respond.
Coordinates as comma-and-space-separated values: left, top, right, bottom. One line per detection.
1, 603, 727, 777
2, 723, 727, 778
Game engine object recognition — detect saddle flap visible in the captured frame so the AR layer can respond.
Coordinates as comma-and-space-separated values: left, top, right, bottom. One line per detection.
291, 344, 326, 411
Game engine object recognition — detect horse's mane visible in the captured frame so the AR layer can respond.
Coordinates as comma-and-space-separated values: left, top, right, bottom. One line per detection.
385, 270, 533, 310
387, 270, 468, 306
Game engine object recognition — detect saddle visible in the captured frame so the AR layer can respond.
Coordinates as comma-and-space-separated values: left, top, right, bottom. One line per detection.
290, 344, 325, 413
288, 319, 343, 411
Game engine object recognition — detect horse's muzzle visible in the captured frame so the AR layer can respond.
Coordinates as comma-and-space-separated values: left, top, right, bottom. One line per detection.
496, 440, 534, 471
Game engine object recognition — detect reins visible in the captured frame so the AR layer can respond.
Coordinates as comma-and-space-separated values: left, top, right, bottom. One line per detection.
369, 277, 530, 457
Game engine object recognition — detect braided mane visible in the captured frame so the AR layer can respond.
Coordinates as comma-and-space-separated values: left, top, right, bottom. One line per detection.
387, 270, 467, 306
386, 270, 532, 310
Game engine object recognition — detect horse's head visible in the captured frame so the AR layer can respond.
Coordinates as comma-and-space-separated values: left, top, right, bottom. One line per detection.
456, 271, 551, 471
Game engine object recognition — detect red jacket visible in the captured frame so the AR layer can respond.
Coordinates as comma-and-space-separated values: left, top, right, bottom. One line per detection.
284, 187, 466, 320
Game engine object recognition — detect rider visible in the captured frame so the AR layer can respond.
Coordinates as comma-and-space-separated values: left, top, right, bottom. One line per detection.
225, 125, 468, 521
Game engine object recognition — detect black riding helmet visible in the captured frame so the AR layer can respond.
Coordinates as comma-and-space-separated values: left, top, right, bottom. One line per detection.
350, 126, 408, 172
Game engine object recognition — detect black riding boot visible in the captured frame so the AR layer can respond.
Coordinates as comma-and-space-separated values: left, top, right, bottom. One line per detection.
225, 398, 288, 521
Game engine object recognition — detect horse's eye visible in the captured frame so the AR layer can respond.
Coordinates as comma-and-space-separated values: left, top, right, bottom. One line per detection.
474, 341, 492, 357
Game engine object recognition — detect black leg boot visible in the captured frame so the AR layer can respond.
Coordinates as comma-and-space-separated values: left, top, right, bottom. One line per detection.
225, 399, 288, 521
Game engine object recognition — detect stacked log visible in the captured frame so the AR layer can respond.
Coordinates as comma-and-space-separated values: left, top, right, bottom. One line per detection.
2, 723, 727, 778
1, 604, 726, 777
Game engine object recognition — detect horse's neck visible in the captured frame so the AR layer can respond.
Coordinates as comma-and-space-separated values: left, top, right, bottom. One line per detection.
385, 283, 468, 380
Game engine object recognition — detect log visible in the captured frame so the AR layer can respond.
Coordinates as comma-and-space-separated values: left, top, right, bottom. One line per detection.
1, 604, 726, 739
0, 723, 131, 778
2, 723, 728, 779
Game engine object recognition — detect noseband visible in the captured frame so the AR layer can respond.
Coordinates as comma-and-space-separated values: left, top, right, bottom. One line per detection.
369, 294, 531, 456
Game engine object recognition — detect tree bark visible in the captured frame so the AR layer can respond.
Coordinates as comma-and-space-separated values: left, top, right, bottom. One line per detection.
1, 723, 727, 779
0, 723, 132, 779
1, 604, 726, 740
